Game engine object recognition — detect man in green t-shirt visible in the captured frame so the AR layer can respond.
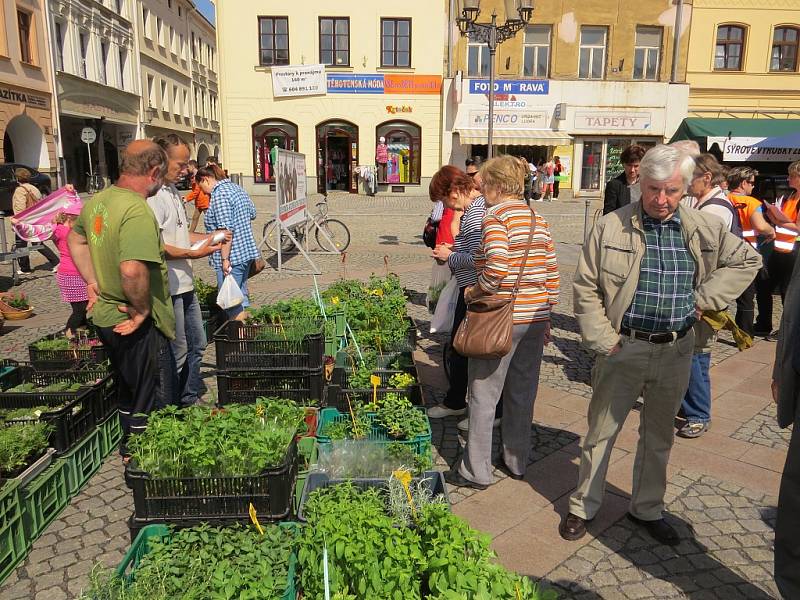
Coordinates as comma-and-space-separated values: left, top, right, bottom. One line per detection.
68, 139, 177, 455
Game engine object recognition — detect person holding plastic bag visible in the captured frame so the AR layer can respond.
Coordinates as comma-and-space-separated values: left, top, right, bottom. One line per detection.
426, 165, 489, 426
197, 165, 260, 320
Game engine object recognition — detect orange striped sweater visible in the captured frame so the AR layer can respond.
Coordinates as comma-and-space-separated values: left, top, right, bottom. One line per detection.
474, 200, 560, 324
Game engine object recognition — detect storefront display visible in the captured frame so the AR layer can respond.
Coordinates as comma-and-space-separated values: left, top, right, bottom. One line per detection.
253, 119, 298, 183
376, 120, 420, 185
316, 121, 358, 193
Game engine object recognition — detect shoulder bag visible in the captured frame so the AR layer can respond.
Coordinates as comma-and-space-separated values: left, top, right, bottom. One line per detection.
452, 208, 535, 359
422, 217, 439, 249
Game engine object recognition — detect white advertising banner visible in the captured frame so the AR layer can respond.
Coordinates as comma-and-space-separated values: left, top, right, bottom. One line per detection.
573, 111, 653, 132
271, 64, 326, 98
467, 109, 548, 129
721, 136, 800, 162
276, 149, 307, 228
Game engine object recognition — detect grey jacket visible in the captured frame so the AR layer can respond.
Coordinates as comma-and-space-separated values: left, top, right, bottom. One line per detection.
574, 202, 762, 355
773, 255, 800, 428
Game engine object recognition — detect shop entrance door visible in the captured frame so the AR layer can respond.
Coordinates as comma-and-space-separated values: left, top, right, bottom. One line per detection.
316, 121, 358, 194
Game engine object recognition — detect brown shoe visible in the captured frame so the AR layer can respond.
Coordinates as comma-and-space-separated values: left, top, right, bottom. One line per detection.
559, 512, 590, 541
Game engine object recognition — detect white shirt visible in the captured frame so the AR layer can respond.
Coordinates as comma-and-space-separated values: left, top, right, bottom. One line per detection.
147, 184, 194, 296
696, 186, 734, 231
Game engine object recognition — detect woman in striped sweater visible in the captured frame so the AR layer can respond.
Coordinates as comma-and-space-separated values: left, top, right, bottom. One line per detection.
446, 155, 560, 490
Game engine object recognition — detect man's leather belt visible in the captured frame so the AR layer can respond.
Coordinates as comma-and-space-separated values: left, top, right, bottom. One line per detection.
620, 326, 689, 344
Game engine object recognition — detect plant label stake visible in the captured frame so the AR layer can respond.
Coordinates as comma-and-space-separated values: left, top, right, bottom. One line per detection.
323, 542, 331, 600
370, 374, 381, 408
340, 252, 348, 279
392, 469, 416, 518
384, 255, 389, 278
248, 502, 264, 535
345, 393, 361, 438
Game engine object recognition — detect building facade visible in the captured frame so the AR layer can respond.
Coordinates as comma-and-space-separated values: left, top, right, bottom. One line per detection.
443, 0, 691, 197
49, 0, 140, 190
216, 0, 445, 195
188, 6, 219, 164
675, 0, 800, 176
0, 0, 58, 182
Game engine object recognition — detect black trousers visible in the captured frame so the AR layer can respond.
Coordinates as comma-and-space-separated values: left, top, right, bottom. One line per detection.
97, 318, 177, 455
553, 180, 560, 198
66, 301, 88, 333
735, 278, 756, 338
755, 249, 797, 334
445, 286, 503, 418
15, 235, 59, 271
776, 410, 800, 599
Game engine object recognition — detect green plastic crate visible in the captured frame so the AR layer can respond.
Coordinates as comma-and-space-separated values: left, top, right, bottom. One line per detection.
0, 482, 27, 586
21, 461, 69, 542
316, 407, 432, 459
98, 412, 122, 458
117, 522, 298, 599
61, 426, 103, 497
293, 437, 318, 514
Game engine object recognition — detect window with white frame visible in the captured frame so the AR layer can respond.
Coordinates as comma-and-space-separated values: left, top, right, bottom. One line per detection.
579, 26, 607, 79
142, 8, 151, 39
99, 41, 108, 84
160, 80, 167, 110
180, 34, 185, 60
54, 21, 65, 71
170, 26, 175, 54
522, 24, 550, 77
118, 48, 127, 89
633, 26, 662, 80
157, 17, 164, 46
79, 32, 88, 78
467, 34, 490, 77
173, 85, 180, 115
147, 74, 155, 106
183, 90, 189, 118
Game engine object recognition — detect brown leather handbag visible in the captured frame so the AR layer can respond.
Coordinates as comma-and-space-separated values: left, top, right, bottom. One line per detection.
452, 209, 535, 360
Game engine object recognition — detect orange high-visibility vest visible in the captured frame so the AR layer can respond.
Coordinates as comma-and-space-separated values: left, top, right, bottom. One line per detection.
774, 195, 800, 253
730, 194, 761, 248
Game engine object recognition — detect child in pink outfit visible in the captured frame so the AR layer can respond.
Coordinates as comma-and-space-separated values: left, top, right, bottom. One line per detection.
52, 203, 89, 334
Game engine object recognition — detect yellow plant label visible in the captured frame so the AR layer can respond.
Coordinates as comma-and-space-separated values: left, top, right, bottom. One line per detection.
392, 469, 416, 518
370, 375, 381, 407
249, 502, 264, 535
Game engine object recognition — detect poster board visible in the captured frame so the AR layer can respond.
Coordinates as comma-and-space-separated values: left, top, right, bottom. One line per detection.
276, 149, 307, 228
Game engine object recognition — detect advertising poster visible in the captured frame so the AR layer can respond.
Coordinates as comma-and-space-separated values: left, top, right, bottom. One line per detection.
276, 149, 307, 227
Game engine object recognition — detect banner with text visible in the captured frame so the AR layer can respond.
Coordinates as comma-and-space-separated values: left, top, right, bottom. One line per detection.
468, 79, 550, 95
272, 64, 327, 98
722, 136, 800, 162
276, 149, 307, 227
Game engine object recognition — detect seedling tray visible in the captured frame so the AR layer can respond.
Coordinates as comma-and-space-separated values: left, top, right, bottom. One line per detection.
316, 407, 432, 458
118, 522, 298, 600
331, 367, 422, 406
0, 448, 55, 491
125, 438, 298, 522
325, 385, 422, 412
216, 369, 325, 406
28, 333, 108, 370
0, 366, 113, 455
21, 460, 69, 542
296, 470, 448, 522
214, 320, 325, 370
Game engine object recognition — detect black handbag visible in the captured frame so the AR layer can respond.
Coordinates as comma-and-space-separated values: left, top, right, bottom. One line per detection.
422, 218, 439, 249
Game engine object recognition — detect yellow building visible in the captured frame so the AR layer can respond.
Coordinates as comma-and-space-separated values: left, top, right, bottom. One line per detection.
444, 0, 691, 196
216, 0, 445, 195
673, 0, 800, 174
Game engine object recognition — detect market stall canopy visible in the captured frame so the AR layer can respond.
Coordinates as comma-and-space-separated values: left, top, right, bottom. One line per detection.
456, 128, 572, 146
670, 118, 800, 162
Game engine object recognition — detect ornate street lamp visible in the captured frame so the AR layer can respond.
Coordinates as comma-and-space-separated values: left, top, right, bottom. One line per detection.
457, 0, 534, 158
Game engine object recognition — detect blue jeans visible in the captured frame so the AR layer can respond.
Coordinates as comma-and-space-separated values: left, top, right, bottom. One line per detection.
172, 290, 207, 406
215, 260, 253, 319
681, 352, 711, 424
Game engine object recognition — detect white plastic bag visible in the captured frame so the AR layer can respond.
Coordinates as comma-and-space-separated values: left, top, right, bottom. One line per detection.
429, 276, 458, 334
217, 274, 245, 310
427, 262, 451, 314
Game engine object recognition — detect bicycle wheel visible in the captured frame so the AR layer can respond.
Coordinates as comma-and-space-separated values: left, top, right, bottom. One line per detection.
262, 219, 294, 253
315, 218, 350, 252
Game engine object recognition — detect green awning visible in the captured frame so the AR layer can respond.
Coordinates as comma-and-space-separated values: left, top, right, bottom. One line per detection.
670, 118, 800, 143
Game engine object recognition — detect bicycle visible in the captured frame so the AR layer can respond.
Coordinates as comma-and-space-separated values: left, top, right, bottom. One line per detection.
86, 172, 105, 195
261, 197, 351, 254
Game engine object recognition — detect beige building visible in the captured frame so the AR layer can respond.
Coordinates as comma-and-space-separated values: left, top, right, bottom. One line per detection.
672, 0, 800, 178
0, 0, 58, 188
216, 0, 445, 195
188, 6, 219, 164
444, 0, 692, 196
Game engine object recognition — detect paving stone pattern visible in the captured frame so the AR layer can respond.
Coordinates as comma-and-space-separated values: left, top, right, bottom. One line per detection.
545, 471, 780, 600
732, 403, 792, 450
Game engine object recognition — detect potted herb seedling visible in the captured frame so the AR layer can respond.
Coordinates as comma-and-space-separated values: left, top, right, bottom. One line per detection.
0, 292, 33, 319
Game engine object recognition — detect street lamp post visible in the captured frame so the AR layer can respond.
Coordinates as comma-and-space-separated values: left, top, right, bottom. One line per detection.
457, 0, 534, 159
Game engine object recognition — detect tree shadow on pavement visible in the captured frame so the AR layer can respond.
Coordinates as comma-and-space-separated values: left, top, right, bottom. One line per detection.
544, 312, 592, 387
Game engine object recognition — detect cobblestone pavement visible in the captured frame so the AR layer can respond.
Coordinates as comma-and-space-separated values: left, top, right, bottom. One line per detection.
0, 195, 789, 598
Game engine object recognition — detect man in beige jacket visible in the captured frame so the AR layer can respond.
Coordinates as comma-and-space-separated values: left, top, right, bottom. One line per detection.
560, 145, 761, 545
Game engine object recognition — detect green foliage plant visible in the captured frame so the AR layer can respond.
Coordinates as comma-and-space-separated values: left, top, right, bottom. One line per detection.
0, 422, 52, 477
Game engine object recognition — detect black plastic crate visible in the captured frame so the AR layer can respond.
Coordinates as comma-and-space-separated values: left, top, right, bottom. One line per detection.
296, 470, 448, 522
216, 369, 326, 406
333, 365, 418, 389
214, 320, 325, 370
325, 384, 422, 411
125, 438, 298, 522
0, 367, 111, 455
28, 334, 108, 370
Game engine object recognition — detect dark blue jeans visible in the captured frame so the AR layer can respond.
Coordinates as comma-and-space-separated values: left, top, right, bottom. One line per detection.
171, 290, 207, 407
681, 352, 711, 424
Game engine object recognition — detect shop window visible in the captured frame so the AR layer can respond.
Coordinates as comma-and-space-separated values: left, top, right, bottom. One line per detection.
579, 26, 607, 80
715, 25, 745, 71
771, 26, 799, 72
320, 17, 349, 66
523, 25, 550, 78
381, 18, 411, 68
376, 121, 421, 185
252, 119, 298, 183
258, 16, 289, 66
580, 141, 603, 191
633, 26, 662, 80
17, 10, 33, 64
316, 120, 358, 194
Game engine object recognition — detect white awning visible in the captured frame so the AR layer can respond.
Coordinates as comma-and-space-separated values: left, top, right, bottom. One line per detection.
455, 129, 572, 146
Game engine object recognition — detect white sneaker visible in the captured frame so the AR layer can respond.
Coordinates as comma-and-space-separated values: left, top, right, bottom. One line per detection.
51, 265, 59, 273
457, 417, 501, 432
427, 404, 467, 418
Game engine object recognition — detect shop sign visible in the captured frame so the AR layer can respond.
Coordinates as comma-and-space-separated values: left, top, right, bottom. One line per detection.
468, 110, 548, 129
327, 74, 385, 94
271, 64, 326, 98
386, 105, 412, 114
469, 79, 549, 95
722, 137, 800, 162
574, 111, 652, 131
0, 86, 48, 109
384, 74, 441, 95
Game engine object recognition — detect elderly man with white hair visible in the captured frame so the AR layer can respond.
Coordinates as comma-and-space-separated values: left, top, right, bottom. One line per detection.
560, 144, 761, 545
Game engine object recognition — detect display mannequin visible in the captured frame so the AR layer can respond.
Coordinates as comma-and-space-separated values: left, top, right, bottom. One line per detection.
376, 136, 388, 182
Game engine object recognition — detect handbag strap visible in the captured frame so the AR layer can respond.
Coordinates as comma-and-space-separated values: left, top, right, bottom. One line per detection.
511, 208, 536, 298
